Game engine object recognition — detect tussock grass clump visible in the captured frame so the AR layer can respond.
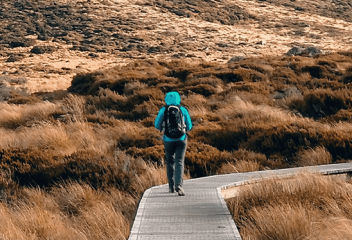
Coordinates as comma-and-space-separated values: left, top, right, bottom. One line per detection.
0, 183, 137, 240
217, 149, 268, 174
7, 92, 41, 105
227, 173, 352, 239
217, 161, 261, 174
0, 102, 59, 129
0, 120, 122, 156
296, 146, 332, 166
0, 124, 75, 155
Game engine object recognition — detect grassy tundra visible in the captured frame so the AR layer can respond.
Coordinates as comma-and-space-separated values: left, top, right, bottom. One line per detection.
0, 51, 352, 239
1, 0, 352, 238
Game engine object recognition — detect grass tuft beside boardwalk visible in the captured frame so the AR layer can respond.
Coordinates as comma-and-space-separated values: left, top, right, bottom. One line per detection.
227, 173, 352, 239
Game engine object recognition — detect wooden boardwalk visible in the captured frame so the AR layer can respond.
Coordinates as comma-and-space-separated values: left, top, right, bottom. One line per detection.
129, 162, 352, 240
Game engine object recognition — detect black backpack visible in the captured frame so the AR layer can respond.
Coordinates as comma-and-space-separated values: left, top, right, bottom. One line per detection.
163, 105, 186, 138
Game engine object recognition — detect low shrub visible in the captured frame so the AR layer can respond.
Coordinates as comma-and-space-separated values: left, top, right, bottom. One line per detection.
185, 83, 219, 96
30, 45, 56, 54
0, 148, 161, 194
215, 71, 243, 83
342, 66, 352, 84
126, 145, 164, 165
69, 72, 104, 95
289, 89, 352, 118
185, 141, 234, 177
301, 65, 324, 78
117, 127, 162, 150
193, 127, 245, 151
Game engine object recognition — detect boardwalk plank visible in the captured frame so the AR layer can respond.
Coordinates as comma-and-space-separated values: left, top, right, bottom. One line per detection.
129, 162, 352, 240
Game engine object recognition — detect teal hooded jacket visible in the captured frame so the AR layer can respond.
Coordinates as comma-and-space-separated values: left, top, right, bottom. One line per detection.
154, 91, 192, 141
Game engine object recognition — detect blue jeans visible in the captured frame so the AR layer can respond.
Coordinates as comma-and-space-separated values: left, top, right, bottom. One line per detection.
164, 139, 187, 191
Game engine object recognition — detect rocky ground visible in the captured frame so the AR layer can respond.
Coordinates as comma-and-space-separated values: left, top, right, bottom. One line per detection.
0, 0, 351, 94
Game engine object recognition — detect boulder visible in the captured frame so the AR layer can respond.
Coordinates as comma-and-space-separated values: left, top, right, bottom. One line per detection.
30, 45, 56, 54
227, 56, 246, 63
286, 46, 322, 57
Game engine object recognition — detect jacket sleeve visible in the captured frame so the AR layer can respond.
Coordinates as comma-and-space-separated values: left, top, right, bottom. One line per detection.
154, 107, 165, 131
181, 107, 192, 131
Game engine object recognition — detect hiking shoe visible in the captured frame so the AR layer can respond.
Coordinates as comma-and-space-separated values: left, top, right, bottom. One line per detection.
177, 187, 185, 196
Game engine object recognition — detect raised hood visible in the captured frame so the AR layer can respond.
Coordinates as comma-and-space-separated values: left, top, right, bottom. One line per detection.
165, 91, 181, 105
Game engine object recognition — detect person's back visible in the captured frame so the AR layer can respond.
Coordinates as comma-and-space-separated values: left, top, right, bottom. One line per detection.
155, 91, 192, 196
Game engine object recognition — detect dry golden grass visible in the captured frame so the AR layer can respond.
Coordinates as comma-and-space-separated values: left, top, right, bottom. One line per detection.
1, 52, 352, 239
217, 149, 267, 174
0, 121, 121, 156
227, 173, 352, 239
0, 0, 351, 237
0, 101, 59, 129
296, 146, 332, 166
217, 161, 261, 174
215, 95, 299, 124
0, 123, 75, 155
130, 163, 168, 194
239, 203, 315, 239
75, 202, 128, 239
0, 183, 136, 240
306, 217, 352, 240
62, 94, 87, 122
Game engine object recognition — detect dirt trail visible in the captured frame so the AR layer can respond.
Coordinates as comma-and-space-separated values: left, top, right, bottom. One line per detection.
0, 0, 351, 93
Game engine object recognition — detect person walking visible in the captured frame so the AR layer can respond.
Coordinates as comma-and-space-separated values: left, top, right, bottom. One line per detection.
155, 91, 192, 196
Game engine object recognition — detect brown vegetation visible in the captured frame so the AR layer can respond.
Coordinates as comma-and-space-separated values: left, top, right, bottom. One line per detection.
0, 183, 135, 240
2, 0, 352, 94
258, 0, 352, 22
0, 0, 351, 238
0, 94, 167, 239
0, 0, 144, 54
68, 52, 352, 170
227, 173, 352, 239
145, 0, 252, 25
0, 50, 352, 239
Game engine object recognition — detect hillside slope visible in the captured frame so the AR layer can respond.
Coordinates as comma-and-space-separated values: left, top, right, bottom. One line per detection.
0, 0, 351, 93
